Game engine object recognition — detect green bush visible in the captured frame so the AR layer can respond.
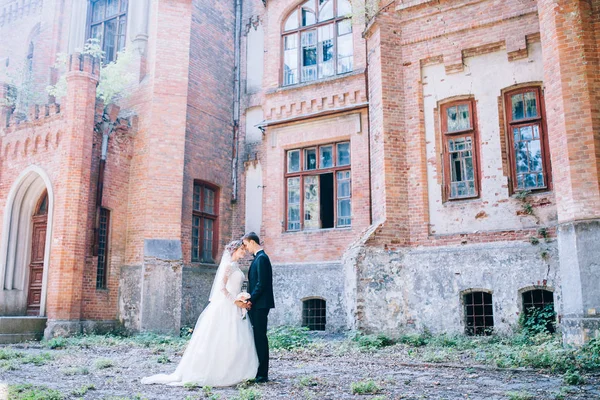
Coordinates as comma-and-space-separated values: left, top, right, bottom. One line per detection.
352, 333, 395, 350
268, 326, 311, 350
350, 380, 380, 395
563, 370, 585, 385
8, 384, 64, 400
44, 337, 68, 350
520, 304, 556, 335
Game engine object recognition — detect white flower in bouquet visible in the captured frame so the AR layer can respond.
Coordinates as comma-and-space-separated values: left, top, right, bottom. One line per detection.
236, 292, 251, 319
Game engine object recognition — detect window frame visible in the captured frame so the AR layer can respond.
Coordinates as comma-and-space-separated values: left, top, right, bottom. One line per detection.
280, 0, 353, 87
96, 207, 110, 290
192, 181, 220, 264
302, 297, 327, 331
503, 86, 552, 193
440, 99, 481, 201
86, 0, 128, 64
463, 290, 494, 336
284, 141, 351, 232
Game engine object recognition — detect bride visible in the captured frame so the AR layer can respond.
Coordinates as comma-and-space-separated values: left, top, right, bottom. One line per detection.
141, 240, 258, 386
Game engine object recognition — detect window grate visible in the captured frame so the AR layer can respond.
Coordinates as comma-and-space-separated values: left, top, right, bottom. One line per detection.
96, 207, 110, 289
522, 289, 555, 333
464, 291, 493, 336
302, 298, 326, 331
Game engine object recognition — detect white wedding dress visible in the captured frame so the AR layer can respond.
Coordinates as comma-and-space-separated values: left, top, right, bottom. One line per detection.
141, 258, 259, 387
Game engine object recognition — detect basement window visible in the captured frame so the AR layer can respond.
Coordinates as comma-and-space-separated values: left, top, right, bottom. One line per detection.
522, 289, 555, 333
464, 291, 494, 336
302, 298, 326, 331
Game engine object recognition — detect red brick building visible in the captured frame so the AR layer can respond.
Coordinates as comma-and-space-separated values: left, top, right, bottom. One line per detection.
0, 0, 598, 345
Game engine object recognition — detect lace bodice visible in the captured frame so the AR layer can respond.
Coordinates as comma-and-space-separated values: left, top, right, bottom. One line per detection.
219, 262, 245, 303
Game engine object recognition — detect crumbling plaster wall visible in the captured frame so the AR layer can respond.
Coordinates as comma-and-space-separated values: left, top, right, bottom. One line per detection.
350, 240, 560, 336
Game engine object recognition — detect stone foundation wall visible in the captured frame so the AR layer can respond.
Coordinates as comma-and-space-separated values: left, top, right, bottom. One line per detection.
181, 266, 216, 328
351, 241, 560, 336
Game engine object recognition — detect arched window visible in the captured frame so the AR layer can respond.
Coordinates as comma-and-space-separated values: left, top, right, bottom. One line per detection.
302, 298, 326, 331
522, 289, 555, 333
463, 291, 494, 336
87, 0, 128, 63
282, 0, 353, 86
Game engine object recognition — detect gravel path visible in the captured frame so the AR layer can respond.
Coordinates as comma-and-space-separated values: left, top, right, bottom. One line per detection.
1, 337, 599, 400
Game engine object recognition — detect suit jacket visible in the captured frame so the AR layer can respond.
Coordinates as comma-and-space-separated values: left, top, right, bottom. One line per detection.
248, 250, 275, 309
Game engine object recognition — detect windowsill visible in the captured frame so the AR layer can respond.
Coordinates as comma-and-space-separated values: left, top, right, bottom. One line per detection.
189, 262, 218, 268
268, 69, 365, 95
283, 227, 353, 235
511, 189, 553, 197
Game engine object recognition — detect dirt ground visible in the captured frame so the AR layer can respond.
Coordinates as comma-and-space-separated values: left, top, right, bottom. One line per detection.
1, 334, 599, 400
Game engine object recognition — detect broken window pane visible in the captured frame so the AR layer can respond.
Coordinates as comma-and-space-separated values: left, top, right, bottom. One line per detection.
337, 142, 350, 166
288, 150, 301, 173
284, 34, 299, 86
337, 171, 351, 226
301, 30, 317, 82
513, 124, 545, 190
448, 137, 476, 198
318, 24, 334, 79
288, 178, 301, 230
304, 176, 320, 229
305, 148, 317, 170
522, 289, 555, 333
320, 145, 333, 168
446, 104, 470, 132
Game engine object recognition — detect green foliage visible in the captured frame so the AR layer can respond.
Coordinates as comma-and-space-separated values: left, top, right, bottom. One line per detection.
181, 325, 194, 337
183, 382, 198, 390
44, 337, 68, 349
8, 384, 64, 400
94, 358, 115, 369
157, 354, 171, 364
563, 370, 585, 385
71, 384, 95, 396
0, 348, 24, 360
22, 352, 53, 366
231, 388, 261, 400
506, 391, 534, 400
46, 38, 136, 105
267, 326, 311, 350
519, 304, 556, 335
61, 366, 89, 376
351, 332, 396, 350
350, 380, 380, 395
297, 376, 319, 387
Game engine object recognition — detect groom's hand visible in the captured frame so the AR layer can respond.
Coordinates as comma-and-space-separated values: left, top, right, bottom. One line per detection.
234, 300, 246, 308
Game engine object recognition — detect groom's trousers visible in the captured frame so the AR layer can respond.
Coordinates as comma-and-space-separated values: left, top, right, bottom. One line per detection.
249, 308, 270, 378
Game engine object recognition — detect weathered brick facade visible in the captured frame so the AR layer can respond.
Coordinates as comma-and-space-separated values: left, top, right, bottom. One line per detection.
0, 0, 598, 344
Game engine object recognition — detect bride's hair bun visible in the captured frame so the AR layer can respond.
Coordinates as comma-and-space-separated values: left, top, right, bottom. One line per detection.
226, 239, 243, 254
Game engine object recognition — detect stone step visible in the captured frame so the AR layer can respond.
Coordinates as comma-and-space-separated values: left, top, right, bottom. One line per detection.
0, 317, 47, 343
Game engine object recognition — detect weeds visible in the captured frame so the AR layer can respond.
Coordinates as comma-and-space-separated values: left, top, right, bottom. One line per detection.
71, 384, 95, 396
44, 337, 68, 350
8, 384, 64, 400
297, 376, 319, 387
506, 391, 534, 400
351, 380, 380, 395
62, 366, 90, 375
22, 352, 53, 366
95, 358, 115, 369
268, 326, 311, 350
231, 387, 261, 400
352, 333, 396, 350
157, 354, 171, 364
563, 370, 585, 385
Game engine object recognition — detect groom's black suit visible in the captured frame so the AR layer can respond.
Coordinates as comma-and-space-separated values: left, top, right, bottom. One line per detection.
248, 249, 275, 380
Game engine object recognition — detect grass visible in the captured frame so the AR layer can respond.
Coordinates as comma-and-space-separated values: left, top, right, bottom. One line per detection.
71, 384, 95, 396
563, 370, 585, 385
231, 388, 261, 400
267, 326, 311, 350
44, 337, 68, 350
506, 391, 534, 400
157, 354, 171, 364
62, 366, 90, 375
94, 358, 115, 369
350, 380, 381, 395
297, 375, 320, 387
8, 384, 64, 400
351, 333, 396, 350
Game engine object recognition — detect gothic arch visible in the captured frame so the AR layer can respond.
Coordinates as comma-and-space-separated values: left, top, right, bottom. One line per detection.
0, 166, 54, 316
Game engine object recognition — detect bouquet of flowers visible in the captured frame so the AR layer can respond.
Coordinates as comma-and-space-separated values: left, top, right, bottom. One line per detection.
236, 291, 251, 319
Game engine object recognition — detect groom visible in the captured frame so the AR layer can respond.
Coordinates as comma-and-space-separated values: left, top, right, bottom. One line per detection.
240, 232, 275, 383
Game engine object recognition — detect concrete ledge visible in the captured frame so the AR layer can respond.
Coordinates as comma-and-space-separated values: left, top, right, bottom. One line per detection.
44, 320, 82, 339
81, 320, 119, 335
0, 317, 47, 343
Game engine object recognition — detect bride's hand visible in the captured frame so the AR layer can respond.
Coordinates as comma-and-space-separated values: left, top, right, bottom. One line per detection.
234, 300, 246, 308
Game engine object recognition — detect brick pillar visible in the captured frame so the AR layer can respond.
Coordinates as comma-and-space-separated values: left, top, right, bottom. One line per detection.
538, 0, 600, 344
44, 54, 99, 338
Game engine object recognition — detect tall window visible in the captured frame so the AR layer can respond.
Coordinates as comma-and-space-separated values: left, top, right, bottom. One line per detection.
88, 0, 128, 63
464, 291, 494, 336
282, 0, 353, 86
441, 99, 479, 200
192, 182, 219, 263
504, 87, 551, 191
96, 207, 110, 289
286, 142, 351, 231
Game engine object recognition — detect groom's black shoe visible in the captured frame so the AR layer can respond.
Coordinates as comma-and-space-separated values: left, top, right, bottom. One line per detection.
254, 376, 269, 383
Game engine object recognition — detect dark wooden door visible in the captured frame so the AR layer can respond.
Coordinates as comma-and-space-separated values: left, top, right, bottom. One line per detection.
26, 215, 47, 316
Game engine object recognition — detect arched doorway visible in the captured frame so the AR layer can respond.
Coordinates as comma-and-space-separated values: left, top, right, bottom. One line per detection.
0, 166, 54, 317
26, 191, 48, 315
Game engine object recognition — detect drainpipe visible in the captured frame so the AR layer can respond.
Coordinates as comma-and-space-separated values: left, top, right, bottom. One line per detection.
93, 104, 119, 255
231, 0, 243, 203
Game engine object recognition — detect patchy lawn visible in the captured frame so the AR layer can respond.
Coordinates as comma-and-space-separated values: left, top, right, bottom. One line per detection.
0, 329, 599, 399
